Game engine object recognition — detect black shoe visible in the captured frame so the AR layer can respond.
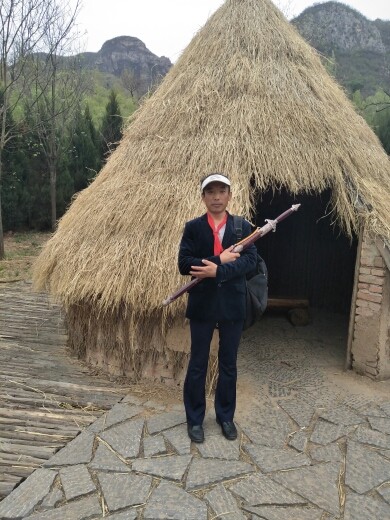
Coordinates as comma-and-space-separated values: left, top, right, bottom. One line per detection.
187, 424, 204, 443
217, 420, 237, 440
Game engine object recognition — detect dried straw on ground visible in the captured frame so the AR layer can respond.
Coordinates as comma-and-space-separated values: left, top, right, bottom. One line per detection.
33, 0, 390, 377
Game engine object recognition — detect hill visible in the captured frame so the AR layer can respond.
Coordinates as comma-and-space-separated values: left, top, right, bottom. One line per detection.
292, 1, 390, 95
77, 36, 172, 99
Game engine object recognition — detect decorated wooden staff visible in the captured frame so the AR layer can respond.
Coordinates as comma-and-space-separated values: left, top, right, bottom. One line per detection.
162, 203, 301, 306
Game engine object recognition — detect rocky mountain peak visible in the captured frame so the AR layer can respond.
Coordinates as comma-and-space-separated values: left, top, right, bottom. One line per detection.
293, 1, 385, 54
78, 36, 172, 96
99, 35, 148, 54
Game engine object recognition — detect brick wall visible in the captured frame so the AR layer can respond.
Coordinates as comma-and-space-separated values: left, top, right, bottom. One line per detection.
351, 232, 390, 378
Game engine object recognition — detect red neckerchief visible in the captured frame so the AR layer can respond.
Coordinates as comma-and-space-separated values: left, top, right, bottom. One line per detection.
207, 212, 228, 255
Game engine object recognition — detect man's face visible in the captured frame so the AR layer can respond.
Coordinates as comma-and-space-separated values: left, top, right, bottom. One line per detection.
202, 182, 232, 216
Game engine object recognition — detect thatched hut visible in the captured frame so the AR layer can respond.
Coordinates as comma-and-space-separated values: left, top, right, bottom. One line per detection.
34, 0, 390, 383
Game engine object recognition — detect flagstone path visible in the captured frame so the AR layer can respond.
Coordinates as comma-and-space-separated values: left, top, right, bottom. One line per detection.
1, 285, 390, 518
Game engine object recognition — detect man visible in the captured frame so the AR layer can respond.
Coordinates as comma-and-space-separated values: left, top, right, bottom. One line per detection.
178, 173, 257, 443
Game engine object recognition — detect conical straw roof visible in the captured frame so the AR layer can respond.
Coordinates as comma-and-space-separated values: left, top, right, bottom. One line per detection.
34, 0, 390, 321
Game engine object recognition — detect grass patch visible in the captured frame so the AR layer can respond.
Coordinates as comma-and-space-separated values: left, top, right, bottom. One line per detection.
0, 232, 50, 282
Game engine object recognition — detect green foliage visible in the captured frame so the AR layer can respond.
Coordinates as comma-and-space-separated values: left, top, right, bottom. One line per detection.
2, 126, 49, 231
83, 70, 136, 126
68, 104, 101, 192
323, 50, 337, 78
351, 90, 365, 114
99, 90, 123, 161
350, 89, 390, 155
361, 90, 390, 154
54, 134, 75, 219
1, 96, 112, 231
20, 128, 51, 230
376, 113, 390, 154
2, 140, 29, 230
331, 50, 389, 97
1, 93, 29, 231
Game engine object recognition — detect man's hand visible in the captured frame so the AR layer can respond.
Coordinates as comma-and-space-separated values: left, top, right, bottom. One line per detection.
220, 246, 240, 264
190, 259, 218, 278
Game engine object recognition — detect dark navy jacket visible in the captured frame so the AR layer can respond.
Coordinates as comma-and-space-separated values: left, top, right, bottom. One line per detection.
178, 213, 257, 321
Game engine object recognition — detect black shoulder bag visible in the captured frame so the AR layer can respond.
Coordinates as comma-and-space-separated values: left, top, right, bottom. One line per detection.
233, 216, 268, 330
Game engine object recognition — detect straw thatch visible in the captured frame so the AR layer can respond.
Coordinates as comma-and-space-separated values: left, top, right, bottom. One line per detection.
34, 0, 390, 375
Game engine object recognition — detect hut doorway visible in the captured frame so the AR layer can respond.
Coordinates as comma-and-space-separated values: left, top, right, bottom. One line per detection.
254, 188, 358, 356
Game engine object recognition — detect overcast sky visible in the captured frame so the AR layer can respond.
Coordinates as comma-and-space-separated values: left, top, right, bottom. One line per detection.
73, 1, 390, 61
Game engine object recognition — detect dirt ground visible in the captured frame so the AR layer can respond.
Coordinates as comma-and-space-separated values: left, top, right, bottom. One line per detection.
0, 231, 50, 282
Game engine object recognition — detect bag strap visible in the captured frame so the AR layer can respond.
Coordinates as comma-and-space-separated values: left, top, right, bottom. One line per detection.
233, 215, 243, 242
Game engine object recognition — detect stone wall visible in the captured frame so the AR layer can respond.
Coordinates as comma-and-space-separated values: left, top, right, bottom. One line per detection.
351, 233, 390, 378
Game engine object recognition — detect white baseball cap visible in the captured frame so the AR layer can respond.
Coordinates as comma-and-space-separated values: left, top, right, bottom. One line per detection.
201, 173, 231, 192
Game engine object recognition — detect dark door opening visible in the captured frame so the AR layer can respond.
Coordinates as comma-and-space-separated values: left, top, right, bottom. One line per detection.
254, 188, 358, 314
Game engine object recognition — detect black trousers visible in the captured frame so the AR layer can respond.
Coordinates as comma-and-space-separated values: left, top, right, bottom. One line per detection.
183, 319, 244, 426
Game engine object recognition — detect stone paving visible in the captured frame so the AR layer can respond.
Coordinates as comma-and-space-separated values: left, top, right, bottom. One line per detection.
1, 310, 390, 519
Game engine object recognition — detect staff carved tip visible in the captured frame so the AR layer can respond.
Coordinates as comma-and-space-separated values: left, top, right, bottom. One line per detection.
291, 204, 301, 211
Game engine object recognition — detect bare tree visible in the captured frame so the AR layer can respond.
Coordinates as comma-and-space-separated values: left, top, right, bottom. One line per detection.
120, 69, 142, 100
0, 0, 58, 257
27, 0, 87, 230
0, 0, 83, 256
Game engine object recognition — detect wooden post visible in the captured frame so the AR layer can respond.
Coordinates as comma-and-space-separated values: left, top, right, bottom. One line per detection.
345, 224, 364, 370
